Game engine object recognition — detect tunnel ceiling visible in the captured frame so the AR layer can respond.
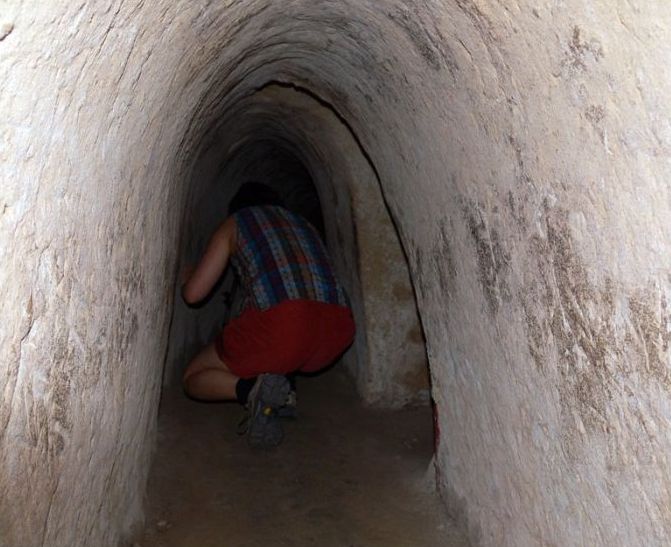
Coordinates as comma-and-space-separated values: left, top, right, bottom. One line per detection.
2, 2, 671, 546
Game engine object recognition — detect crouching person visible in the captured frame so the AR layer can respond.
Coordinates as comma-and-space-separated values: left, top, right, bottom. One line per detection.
181, 183, 355, 448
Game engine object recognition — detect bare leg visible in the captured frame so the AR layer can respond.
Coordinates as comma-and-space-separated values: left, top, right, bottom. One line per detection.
182, 342, 239, 401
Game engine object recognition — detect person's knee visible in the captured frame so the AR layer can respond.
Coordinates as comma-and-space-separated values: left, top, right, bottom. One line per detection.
182, 357, 201, 384
183, 342, 225, 384
182, 371, 199, 397
182, 367, 215, 398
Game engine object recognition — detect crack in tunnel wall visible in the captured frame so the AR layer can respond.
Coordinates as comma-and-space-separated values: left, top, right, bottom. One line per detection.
1, 1, 671, 546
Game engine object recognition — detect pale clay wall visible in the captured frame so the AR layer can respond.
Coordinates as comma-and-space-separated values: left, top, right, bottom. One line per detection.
1, 2, 670, 546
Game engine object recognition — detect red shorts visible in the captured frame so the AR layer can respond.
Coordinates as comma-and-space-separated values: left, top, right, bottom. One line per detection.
215, 299, 355, 379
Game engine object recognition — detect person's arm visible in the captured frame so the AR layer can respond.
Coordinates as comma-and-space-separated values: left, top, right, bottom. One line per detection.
182, 216, 237, 305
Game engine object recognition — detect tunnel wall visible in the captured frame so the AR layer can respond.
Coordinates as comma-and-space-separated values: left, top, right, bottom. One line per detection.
1, 2, 671, 546
0, 3, 210, 545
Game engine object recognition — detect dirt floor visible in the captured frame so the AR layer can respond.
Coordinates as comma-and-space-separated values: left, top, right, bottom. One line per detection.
135, 369, 470, 547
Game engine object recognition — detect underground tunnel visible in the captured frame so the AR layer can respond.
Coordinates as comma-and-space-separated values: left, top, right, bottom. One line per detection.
2, 2, 671, 546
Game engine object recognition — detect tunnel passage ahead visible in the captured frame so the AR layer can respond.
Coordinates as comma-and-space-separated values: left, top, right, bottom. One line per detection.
166, 83, 430, 409
2, 2, 671, 547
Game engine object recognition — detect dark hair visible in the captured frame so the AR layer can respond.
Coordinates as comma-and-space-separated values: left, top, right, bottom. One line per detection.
228, 182, 284, 214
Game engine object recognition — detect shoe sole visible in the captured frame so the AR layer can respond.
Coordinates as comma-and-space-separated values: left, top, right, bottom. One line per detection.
248, 375, 290, 448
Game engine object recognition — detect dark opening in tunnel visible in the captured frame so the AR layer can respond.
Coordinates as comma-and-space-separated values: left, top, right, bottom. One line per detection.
221, 139, 326, 238
142, 101, 444, 542
165, 82, 432, 412
144, 90, 442, 541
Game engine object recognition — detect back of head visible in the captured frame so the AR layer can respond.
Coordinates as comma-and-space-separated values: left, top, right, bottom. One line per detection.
228, 182, 284, 215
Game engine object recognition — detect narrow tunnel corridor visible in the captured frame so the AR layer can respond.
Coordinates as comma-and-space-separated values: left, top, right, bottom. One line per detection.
2, 2, 671, 546
148, 109, 438, 543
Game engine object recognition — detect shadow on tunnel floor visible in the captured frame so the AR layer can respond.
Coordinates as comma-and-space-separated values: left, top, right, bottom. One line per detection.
135, 368, 469, 547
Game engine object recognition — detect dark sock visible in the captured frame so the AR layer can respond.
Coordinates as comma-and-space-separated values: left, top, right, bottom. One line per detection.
286, 373, 297, 391
235, 377, 257, 405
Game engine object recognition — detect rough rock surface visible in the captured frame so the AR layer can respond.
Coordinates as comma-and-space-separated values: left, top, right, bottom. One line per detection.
1, 1, 670, 546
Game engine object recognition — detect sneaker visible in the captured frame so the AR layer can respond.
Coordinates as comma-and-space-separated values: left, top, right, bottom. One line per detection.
246, 374, 290, 448
277, 389, 298, 419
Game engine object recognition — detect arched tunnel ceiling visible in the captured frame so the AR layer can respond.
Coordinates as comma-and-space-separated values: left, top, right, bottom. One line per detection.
1, 2, 671, 546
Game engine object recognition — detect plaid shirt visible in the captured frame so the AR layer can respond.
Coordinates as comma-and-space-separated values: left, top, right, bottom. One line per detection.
231, 206, 348, 311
